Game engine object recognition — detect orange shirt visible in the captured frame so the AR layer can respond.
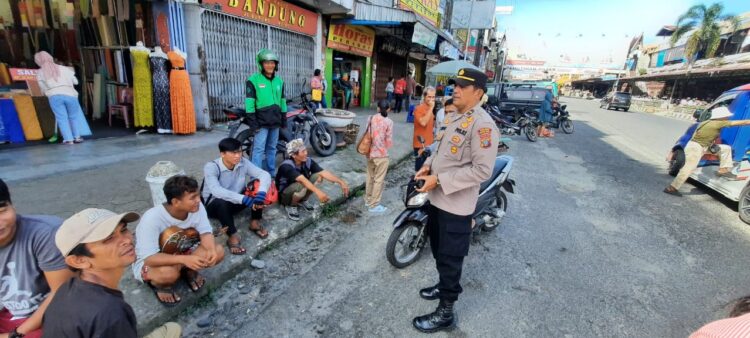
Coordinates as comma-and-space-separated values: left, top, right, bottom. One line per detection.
413, 103, 434, 148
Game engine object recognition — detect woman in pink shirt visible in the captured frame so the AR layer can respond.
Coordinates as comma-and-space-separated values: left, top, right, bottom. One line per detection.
365, 100, 394, 213
310, 69, 324, 110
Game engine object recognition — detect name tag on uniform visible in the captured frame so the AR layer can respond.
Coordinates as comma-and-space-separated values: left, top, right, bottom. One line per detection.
259, 84, 266, 88
454, 128, 467, 136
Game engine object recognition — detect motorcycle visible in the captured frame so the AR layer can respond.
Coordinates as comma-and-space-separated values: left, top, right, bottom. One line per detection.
548, 104, 574, 134
225, 80, 338, 158
385, 137, 516, 268
486, 105, 538, 142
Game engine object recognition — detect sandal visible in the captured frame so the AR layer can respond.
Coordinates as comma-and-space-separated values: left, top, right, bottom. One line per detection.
226, 237, 247, 255
249, 224, 269, 239
147, 282, 181, 307
181, 269, 206, 293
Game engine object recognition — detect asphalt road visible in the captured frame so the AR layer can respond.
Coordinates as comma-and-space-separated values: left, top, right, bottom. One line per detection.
179, 98, 750, 338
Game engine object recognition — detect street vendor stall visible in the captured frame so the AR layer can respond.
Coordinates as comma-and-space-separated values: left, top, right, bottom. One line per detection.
425, 60, 481, 87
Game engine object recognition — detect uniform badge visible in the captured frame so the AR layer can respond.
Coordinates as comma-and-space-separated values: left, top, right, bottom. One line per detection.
454, 128, 467, 136
478, 128, 492, 149
451, 135, 461, 143
461, 122, 469, 128
259, 83, 266, 88
467, 116, 474, 122
451, 146, 458, 154
458, 69, 465, 76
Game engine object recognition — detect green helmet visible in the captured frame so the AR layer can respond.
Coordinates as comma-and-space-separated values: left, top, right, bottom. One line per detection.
256, 48, 279, 69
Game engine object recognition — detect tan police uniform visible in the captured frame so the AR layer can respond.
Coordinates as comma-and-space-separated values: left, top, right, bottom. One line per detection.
421, 91, 499, 303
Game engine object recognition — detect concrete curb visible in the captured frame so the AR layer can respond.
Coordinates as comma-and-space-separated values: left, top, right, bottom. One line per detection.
133, 134, 415, 335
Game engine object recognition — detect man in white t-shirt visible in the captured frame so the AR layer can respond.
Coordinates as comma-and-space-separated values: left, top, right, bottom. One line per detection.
134, 175, 225, 306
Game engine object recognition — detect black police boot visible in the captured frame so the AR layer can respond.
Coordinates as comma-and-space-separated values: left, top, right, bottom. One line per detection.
412, 299, 456, 333
419, 285, 440, 300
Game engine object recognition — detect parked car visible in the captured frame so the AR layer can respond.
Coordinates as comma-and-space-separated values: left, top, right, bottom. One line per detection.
600, 91, 632, 111
666, 83, 750, 224
486, 82, 549, 113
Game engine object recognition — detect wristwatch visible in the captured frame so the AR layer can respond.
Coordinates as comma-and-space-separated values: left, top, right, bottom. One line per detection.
10, 327, 25, 338
435, 176, 441, 186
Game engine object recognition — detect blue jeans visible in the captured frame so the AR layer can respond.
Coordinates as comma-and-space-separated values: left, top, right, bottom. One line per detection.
48, 95, 86, 142
321, 96, 328, 108
252, 127, 280, 175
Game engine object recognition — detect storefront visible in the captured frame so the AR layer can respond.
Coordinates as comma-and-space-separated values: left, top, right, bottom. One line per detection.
0, 0, 198, 146
373, 36, 409, 102
324, 23, 374, 109
197, 0, 319, 123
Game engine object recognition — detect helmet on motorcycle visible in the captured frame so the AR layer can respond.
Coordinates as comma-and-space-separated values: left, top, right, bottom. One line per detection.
256, 49, 280, 71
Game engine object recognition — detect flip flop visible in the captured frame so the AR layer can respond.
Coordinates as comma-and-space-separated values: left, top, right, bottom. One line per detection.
181, 269, 206, 293
147, 283, 181, 307
226, 239, 247, 255
249, 225, 269, 239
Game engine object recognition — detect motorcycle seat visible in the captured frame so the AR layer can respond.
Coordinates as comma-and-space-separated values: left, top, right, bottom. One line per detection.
479, 156, 510, 192
286, 110, 305, 118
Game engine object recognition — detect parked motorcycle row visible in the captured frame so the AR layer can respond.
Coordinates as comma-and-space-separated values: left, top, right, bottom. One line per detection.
485, 103, 574, 143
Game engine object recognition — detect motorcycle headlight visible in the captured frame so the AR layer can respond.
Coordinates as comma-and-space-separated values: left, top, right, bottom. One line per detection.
407, 192, 429, 207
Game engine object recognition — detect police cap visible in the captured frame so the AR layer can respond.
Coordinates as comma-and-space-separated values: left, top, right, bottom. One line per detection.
454, 68, 488, 92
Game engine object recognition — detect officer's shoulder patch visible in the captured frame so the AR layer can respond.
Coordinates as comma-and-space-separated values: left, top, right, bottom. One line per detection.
478, 127, 492, 149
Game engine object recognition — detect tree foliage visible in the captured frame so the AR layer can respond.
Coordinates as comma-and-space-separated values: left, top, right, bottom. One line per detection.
670, 3, 739, 66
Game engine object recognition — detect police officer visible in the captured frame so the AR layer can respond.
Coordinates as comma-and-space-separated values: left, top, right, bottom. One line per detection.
413, 68, 500, 333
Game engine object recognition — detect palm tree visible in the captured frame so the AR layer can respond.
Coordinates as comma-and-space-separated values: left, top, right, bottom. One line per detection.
670, 3, 739, 68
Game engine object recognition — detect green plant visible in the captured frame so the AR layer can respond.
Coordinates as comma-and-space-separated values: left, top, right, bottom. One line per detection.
638, 68, 647, 75
321, 203, 339, 218
670, 3, 739, 67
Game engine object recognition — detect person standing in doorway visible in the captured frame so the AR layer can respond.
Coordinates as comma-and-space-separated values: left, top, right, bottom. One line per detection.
385, 77, 395, 107
394, 75, 407, 113
413, 87, 436, 171
311, 69, 324, 111
365, 100, 394, 214
246, 49, 287, 176
405, 72, 418, 113
34, 51, 91, 145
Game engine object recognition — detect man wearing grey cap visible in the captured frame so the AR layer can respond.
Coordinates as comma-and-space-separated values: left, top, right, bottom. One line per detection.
276, 139, 349, 220
42, 208, 181, 338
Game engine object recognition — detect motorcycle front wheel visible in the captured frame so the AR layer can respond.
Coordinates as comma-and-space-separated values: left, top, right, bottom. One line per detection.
235, 129, 254, 159
386, 221, 426, 268
561, 118, 574, 134
525, 124, 538, 142
310, 123, 337, 157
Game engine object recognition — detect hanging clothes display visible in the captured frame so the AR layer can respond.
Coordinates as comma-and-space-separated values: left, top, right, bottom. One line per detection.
167, 50, 195, 134
131, 49, 154, 127
150, 51, 172, 133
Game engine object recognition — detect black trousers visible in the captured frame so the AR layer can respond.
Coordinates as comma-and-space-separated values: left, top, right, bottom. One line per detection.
394, 94, 404, 113
427, 204, 471, 302
205, 198, 262, 236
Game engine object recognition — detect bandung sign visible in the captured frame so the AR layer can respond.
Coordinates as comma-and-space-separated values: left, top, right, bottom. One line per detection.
203, 0, 318, 36
398, 0, 439, 27
327, 24, 375, 57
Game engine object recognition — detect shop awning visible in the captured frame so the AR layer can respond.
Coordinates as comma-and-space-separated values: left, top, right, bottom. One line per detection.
426, 60, 481, 75
351, 2, 461, 50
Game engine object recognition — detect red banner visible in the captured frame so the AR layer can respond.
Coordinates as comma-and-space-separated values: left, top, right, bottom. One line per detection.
203, 0, 318, 36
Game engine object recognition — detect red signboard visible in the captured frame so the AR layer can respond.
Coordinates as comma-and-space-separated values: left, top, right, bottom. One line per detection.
9, 68, 38, 81
203, 0, 318, 36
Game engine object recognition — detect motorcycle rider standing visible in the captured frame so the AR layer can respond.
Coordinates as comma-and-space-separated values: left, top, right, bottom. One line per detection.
246, 49, 287, 176
413, 68, 500, 333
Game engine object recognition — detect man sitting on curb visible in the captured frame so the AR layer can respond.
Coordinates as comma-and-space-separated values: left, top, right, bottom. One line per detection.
43, 208, 181, 338
0, 178, 74, 338
203, 138, 272, 255
276, 139, 350, 221
134, 175, 225, 306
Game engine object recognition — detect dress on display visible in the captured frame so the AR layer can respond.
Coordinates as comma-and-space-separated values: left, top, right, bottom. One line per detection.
167, 51, 196, 134
150, 55, 172, 133
131, 50, 154, 127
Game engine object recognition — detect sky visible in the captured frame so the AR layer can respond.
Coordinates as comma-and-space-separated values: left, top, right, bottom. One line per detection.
494, 0, 750, 67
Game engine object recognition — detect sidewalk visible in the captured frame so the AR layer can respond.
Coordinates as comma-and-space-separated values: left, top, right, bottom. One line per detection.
3, 107, 417, 335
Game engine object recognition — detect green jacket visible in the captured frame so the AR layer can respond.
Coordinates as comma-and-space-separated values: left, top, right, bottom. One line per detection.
245, 72, 287, 128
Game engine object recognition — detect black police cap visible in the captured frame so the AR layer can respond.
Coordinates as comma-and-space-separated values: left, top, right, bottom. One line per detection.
454, 68, 488, 91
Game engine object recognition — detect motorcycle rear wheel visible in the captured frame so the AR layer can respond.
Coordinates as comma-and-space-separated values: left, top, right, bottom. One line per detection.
310, 123, 337, 157
561, 119, 574, 134
481, 190, 507, 232
525, 124, 538, 142
386, 221, 425, 268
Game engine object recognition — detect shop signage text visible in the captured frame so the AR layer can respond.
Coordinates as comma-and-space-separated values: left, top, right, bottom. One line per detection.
327, 24, 375, 58
203, 0, 318, 36
412, 22, 437, 50
379, 37, 410, 57
9, 68, 38, 81
398, 0, 439, 27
